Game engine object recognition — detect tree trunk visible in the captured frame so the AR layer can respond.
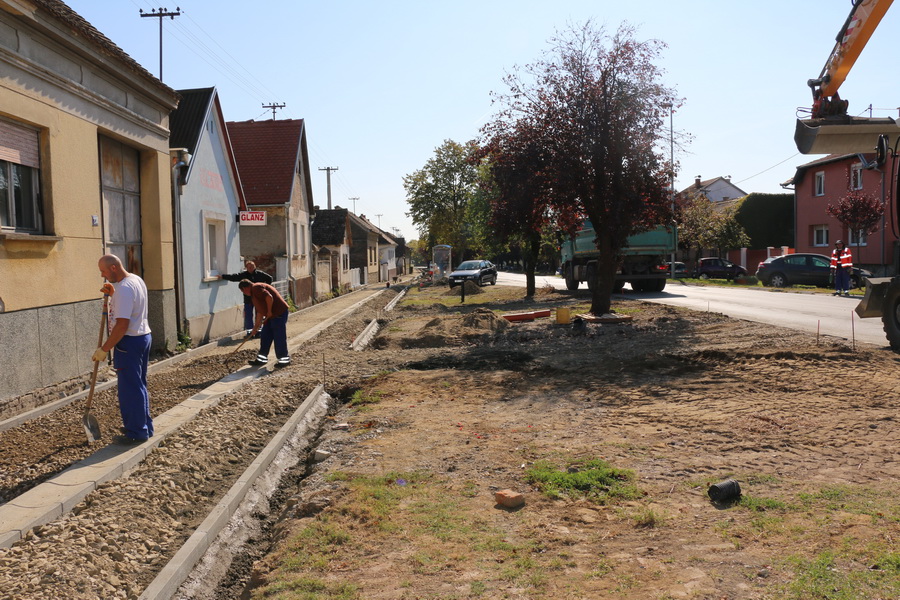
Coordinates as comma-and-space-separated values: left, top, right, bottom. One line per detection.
589, 235, 617, 315
523, 231, 540, 297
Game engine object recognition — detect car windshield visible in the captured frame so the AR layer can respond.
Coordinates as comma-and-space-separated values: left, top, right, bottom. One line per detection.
456, 261, 480, 270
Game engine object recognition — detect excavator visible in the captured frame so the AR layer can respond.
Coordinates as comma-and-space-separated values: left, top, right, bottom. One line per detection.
793, 0, 900, 350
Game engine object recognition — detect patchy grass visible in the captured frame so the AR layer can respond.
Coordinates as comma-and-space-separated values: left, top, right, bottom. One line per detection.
524, 458, 639, 504
779, 550, 900, 600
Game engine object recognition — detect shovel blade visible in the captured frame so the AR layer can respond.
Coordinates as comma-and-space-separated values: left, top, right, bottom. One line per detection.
83, 412, 101, 443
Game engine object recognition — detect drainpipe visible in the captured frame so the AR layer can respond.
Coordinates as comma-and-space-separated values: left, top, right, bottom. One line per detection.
170, 149, 190, 333
285, 201, 295, 303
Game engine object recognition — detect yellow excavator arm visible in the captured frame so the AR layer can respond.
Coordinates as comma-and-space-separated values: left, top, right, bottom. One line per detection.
810, 0, 893, 98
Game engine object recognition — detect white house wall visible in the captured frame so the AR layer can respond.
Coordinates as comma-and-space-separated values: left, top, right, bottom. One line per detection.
179, 109, 243, 341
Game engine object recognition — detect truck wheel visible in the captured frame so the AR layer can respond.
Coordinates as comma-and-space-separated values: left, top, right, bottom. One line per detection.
565, 264, 579, 291
882, 285, 900, 351
653, 278, 667, 292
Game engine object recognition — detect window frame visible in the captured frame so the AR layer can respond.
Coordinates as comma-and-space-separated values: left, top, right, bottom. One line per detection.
813, 224, 829, 247
202, 210, 227, 279
0, 118, 43, 233
850, 163, 863, 190
849, 229, 868, 246
814, 171, 825, 197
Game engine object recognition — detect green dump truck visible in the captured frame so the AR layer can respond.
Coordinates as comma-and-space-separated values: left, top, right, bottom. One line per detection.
560, 223, 676, 292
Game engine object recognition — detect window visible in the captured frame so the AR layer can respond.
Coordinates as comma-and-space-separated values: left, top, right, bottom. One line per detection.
814, 172, 825, 196
850, 164, 863, 190
342, 253, 349, 270
813, 225, 829, 246
291, 222, 306, 257
203, 211, 226, 278
0, 119, 42, 232
850, 229, 868, 246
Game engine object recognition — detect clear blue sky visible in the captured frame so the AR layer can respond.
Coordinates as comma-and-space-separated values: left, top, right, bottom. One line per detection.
64, 1, 900, 242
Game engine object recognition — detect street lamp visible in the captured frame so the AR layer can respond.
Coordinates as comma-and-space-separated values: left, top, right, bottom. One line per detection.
665, 104, 676, 278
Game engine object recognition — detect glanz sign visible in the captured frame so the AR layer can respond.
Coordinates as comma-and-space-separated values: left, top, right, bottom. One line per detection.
239, 211, 267, 226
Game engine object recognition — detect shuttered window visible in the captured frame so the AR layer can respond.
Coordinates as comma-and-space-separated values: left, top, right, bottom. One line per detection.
0, 119, 42, 232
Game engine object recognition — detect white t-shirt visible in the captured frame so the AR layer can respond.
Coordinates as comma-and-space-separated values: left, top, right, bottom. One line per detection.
109, 274, 151, 336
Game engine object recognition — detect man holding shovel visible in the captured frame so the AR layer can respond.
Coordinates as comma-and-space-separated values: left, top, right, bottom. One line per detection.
238, 279, 291, 368
94, 254, 153, 445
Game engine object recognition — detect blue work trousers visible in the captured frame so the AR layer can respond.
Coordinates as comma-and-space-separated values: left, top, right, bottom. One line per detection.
113, 333, 153, 440
835, 267, 850, 292
243, 303, 264, 335
256, 312, 288, 361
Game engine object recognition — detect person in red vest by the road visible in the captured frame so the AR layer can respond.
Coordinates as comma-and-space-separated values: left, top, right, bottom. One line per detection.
830, 240, 853, 296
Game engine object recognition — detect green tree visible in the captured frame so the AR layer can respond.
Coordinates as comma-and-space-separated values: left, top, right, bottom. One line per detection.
482, 21, 677, 315
734, 193, 794, 248
404, 140, 480, 261
678, 195, 749, 265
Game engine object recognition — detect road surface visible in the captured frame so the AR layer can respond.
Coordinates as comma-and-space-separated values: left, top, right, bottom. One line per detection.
496, 271, 888, 348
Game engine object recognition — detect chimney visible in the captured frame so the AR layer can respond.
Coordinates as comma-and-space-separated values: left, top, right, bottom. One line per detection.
694, 176, 701, 189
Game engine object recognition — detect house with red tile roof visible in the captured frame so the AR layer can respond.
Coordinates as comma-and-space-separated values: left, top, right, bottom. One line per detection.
226, 119, 316, 307
0, 0, 180, 402
787, 153, 895, 273
169, 87, 247, 343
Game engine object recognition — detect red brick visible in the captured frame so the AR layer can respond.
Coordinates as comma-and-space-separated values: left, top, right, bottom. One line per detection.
495, 489, 525, 508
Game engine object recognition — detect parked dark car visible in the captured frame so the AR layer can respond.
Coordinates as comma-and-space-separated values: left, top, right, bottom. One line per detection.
693, 257, 747, 280
448, 260, 498, 287
755, 253, 872, 289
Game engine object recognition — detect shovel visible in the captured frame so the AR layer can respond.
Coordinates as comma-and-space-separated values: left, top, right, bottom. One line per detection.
83, 294, 109, 443
226, 333, 253, 364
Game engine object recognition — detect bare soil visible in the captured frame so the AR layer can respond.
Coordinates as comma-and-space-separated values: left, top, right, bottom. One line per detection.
248, 284, 900, 600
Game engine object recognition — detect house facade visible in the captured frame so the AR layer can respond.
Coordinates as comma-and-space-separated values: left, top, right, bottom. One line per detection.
310, 207, 353, 296
169, 87, 246, 344
226, 119, 315, 308
0, 0, 179, 405
348, 213, 384, 284
679, 175, 748, 204
790, 153, 896, 273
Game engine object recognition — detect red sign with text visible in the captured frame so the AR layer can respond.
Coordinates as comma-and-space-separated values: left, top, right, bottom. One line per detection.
239, 211, 267, 226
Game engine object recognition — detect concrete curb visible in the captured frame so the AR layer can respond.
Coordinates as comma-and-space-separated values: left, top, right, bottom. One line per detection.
0, 288, 383, 434
139, 385, 329, 600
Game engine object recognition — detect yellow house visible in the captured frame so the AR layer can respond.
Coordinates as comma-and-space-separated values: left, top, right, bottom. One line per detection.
0, 0, 180, 407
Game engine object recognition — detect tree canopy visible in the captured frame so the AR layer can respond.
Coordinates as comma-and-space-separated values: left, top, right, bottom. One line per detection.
404, 140, 480, 261
480, 21, 677, 314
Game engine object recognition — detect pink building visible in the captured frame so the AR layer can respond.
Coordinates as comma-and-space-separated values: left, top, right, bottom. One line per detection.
789, 153, 897, 273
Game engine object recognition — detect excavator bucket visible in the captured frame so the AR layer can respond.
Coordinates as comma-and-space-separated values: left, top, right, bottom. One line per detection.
855, 277, 894, 318
795, 117, 900, 155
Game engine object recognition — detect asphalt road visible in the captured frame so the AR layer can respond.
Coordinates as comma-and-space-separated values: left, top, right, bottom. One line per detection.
496, 271, 889, 348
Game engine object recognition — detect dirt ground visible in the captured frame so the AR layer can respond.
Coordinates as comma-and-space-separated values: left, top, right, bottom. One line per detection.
247, 283, 900, 600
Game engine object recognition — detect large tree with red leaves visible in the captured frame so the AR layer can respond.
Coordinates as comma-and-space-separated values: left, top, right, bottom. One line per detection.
481, 21, 678, 314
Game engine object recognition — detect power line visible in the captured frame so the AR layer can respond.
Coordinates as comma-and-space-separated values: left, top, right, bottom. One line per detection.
733, 153, 800, 186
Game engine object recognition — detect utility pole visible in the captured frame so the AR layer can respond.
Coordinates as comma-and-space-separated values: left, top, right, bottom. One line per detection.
262, 102, 285, 120
318, 166, 338, 209
348, 197, 359, 213
139, 7, 181, 82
